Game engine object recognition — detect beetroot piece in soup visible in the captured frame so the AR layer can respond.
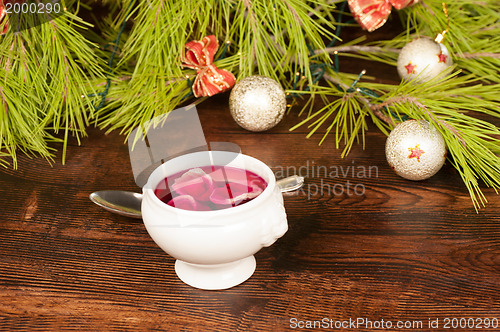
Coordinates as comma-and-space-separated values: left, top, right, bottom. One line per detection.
171, 168, 214, 201
154, 166, 267, 211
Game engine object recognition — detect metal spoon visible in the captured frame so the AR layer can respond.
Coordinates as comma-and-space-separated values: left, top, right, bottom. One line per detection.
90, 175, 304, 219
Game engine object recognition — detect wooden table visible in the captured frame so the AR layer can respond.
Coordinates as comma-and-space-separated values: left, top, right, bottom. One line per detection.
1, 53, 500, 331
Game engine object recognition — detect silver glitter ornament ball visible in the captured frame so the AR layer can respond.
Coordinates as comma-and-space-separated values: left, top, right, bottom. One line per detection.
385, 120, 447, 181
229, 75, 286, 132
397, 38, 453, 83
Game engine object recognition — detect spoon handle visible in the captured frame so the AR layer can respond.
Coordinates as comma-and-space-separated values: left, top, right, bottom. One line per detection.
90, 191, 143, 219
276, 175, 304, 192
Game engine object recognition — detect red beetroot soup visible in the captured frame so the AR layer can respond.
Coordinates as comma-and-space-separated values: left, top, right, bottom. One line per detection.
154, 165, 268, 211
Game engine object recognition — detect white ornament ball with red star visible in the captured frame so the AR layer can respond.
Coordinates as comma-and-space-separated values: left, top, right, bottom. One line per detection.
397, 38, 453, 83
385, 120, 447, 181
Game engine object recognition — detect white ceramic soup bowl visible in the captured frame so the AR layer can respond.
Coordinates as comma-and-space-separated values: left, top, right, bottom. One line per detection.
141, 151, 288, 290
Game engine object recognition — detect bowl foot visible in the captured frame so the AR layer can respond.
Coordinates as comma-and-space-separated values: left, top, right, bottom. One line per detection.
174, 256, 256, 290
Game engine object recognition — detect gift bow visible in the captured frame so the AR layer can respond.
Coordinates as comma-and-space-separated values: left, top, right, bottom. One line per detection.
347, 0, 419, 32
0, 1, 8, 35
182, 35, 236, 98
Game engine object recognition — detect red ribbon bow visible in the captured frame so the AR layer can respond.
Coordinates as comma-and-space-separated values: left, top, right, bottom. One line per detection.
0, 1, 9, 34
347, 0, 419, 32
182, 35, 236, 98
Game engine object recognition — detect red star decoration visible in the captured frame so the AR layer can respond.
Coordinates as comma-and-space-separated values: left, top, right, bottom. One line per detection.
405, 62, 417, 74
408, 144, 425, 162
437, 52, 448, 63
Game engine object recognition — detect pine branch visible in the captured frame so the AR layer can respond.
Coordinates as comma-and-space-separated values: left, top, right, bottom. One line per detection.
322, 72, 396, 126
97, 0, 337, 138
0, 2, 104, 166
290, 68, 500, 209
369, 95, 467, 146
316, 45, 401, 55
460, 52, 500, 59
331, 0, 500, 81
404, 0, 500, 82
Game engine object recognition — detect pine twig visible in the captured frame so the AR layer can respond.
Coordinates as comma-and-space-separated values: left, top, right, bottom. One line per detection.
315, 45, 401, 55
459, 52, 500, 59
323, 72, 396, 126
369, 95, 468, 146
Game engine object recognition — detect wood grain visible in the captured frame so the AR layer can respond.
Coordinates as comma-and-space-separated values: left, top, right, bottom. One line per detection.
1, 26, 500, 332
